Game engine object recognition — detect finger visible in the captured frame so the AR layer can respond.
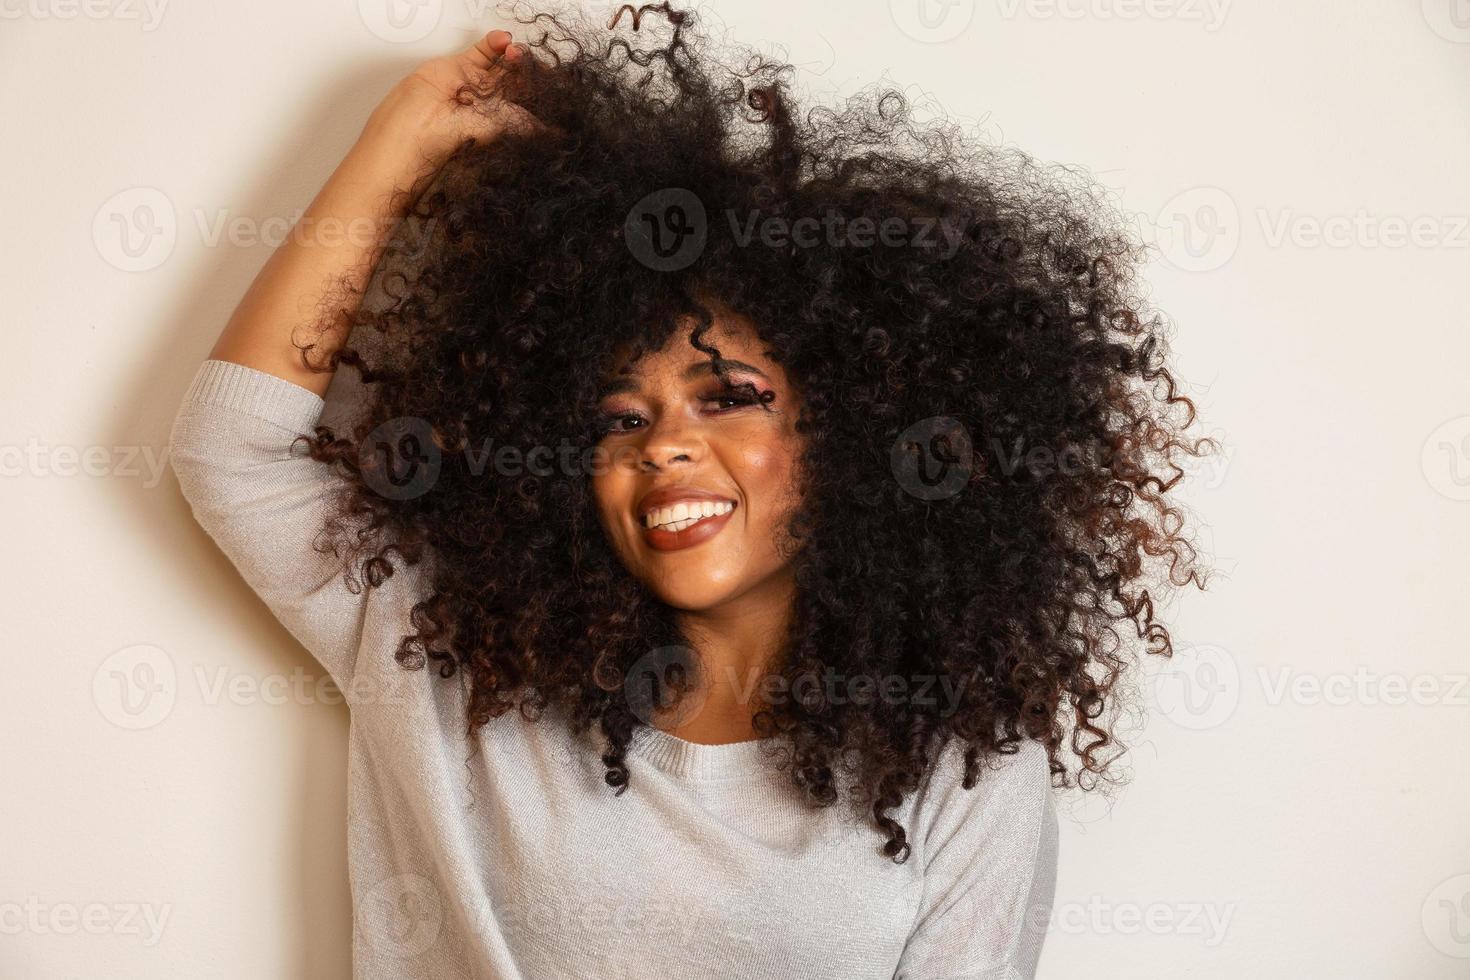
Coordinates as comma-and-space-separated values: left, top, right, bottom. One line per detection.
463, 29, 514, 71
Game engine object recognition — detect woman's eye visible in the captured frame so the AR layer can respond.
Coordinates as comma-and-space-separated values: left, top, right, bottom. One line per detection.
703, 388, 764, 412
596, 388, 767, 436
597, 413, 644, 435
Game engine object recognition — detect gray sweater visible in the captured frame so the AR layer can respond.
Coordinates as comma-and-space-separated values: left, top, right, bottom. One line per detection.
168, 357, 1059, 979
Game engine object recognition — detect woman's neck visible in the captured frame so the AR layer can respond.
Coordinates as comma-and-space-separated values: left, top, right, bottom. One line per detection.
665, 567, 798, 745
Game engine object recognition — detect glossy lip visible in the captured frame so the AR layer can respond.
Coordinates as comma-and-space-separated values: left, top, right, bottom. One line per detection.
636, 485, 738, 553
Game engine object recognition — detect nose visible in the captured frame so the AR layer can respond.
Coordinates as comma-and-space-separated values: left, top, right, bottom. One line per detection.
637, 414, 703, 472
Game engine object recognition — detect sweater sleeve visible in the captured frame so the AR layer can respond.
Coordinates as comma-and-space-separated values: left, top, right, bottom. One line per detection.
167, 358, 383, 690
893, 738, 1059, 980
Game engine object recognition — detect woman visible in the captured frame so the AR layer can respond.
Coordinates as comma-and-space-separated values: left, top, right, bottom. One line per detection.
168, 4, 1210, 977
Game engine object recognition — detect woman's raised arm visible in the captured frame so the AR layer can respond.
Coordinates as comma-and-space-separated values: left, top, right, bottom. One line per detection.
168, 30, 539, 690
207, 28, 537, 395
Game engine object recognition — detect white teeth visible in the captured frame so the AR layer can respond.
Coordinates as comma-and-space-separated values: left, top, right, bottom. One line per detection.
643, 499, 734, 530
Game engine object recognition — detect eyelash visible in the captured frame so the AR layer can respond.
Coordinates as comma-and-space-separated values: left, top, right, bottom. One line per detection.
597, 387, 769, 435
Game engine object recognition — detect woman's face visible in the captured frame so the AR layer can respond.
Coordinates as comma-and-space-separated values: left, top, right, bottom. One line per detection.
591, 310, 805, 612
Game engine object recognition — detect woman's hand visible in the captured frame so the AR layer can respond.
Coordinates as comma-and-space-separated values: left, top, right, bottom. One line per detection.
207, 29, 543, 397
358, 29, 542, 183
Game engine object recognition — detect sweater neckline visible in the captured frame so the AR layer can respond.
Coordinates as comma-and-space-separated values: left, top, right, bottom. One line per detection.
626, 724, 782, 781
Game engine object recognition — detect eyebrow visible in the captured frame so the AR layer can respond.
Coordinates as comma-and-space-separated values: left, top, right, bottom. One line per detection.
597, 358, 770, 397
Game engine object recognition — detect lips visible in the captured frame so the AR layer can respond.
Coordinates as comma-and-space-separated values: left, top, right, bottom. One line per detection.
636, 485, 738, 553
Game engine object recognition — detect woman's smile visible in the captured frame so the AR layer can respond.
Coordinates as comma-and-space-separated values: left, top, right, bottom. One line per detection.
638, 489, 739, 551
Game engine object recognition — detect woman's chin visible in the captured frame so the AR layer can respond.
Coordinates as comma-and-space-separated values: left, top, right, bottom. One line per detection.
647, 582, 739, 612
636, 561, 749, 611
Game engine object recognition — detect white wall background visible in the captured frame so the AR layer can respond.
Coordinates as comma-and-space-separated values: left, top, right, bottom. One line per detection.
3, 1, 1469, 976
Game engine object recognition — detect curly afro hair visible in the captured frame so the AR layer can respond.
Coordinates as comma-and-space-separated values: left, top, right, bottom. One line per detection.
295, 0, 1214, 861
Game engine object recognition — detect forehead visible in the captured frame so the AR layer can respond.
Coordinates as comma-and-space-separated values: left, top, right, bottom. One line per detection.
599, 313, 778, 383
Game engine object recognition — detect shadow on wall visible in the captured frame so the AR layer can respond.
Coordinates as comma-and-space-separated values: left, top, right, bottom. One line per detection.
113, 45, 463, 980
